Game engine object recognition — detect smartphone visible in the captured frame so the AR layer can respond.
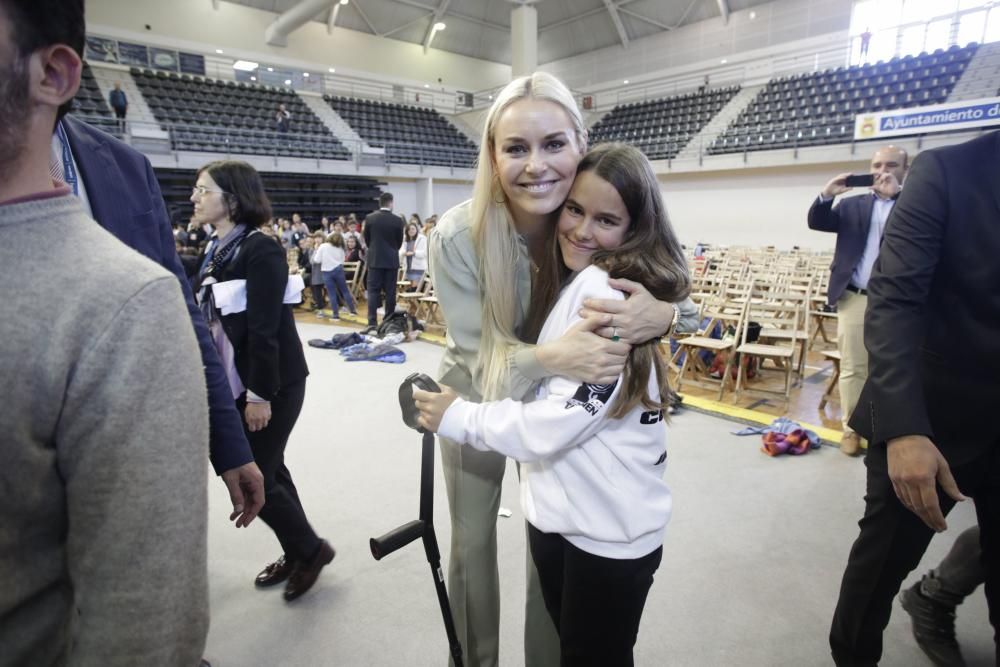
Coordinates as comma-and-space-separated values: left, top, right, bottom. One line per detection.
844, 174, 875, 188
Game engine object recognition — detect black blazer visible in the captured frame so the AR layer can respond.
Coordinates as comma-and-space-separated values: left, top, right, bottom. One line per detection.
212, 231, 309, 400
807, 191, 883, 304
62, 115, 253, 474
363, 209, 404, 269
848, 131, 1000, 465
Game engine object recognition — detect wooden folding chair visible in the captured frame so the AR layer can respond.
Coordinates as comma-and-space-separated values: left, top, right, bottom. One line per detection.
345, 261, 366, 303
398, 274, 432, 314
733, 284, 806, 408
674, 285, 749, 400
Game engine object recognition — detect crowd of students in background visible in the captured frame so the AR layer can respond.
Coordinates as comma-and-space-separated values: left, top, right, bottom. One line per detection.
173, 207, 439, 318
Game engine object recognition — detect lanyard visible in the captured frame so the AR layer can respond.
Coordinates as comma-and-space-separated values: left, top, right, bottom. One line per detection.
55, 122, 79, 196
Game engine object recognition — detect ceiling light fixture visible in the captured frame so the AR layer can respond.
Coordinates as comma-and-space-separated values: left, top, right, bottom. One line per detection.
232, 60, 259, 71
328, 67, 336, 73
623, 79, 630, 84
303, 72, 309, 77
215, 49, 224, 54
267, 67, 274, 72
285, 79, 292, 85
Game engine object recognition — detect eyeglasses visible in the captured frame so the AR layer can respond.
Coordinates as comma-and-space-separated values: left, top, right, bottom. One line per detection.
191, 185, 229, 197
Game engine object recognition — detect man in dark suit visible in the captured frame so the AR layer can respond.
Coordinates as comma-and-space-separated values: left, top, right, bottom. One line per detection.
807, 145, 908, 456
362, 191, 404, 331
829, 131, 1000, 666
57, 113, 265, 528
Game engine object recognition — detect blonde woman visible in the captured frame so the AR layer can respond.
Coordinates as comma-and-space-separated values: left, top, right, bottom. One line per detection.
429, 73, 677, 667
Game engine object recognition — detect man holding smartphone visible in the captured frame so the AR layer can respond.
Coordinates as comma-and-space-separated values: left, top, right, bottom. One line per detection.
807, 145, 908, 456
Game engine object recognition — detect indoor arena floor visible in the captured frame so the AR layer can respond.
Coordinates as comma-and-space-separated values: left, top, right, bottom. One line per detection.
202, 321, 992, 667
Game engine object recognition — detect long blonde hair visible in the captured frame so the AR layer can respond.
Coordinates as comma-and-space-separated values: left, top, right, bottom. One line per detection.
472, 72, 587, 400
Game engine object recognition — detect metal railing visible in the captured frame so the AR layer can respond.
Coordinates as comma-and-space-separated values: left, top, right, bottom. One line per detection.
77, 115, 478, 172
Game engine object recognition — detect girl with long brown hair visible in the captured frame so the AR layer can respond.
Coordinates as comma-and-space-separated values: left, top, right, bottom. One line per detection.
416, 143, 689, 665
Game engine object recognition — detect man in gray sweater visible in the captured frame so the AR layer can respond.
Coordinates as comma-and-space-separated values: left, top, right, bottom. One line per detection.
0, 1, 210, 664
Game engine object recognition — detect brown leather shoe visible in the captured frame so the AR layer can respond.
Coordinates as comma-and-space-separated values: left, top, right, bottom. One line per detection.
839, 431, 862, 456
255, 555, 295, 588
283, 540, 335, 602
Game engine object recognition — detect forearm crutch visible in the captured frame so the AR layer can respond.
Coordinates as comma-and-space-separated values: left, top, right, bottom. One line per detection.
370, 373, 463, 667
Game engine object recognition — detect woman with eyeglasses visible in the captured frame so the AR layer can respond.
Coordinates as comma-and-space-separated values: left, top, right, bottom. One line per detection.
191, 161, 334, 603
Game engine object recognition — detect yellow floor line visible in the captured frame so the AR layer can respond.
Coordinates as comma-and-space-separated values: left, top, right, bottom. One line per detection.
306, 309, 843, 443
680, 393, 843, 443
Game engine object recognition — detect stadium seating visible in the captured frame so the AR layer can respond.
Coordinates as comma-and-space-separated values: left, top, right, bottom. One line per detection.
71, 62, 121, 136
589, 86, 741, 160
708, 43, 978, 155
326, 96, 477, 168
132, 68, 351, 161
155, 168, 384, 224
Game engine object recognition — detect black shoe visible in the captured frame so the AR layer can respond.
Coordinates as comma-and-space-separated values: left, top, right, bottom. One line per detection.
361, 325, 377, 335
900, 582, 966, 666
283, 540, 335, 601
254, 555, 295, 588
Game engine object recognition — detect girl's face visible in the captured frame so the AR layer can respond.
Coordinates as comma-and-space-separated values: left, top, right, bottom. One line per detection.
492, 98, 583, 230
557, 170, 631, 272
407, 223, 419, 239
346, 236, 357, 249
190, 172, 229, 227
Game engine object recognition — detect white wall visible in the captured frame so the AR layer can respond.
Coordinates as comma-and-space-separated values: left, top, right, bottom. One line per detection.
86, 0, 511, 93
384, 180, 471, 220
660, 161, 869, 250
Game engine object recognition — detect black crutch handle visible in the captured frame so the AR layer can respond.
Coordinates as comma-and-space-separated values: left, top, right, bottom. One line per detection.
398, 372, 442, 433
370, 519, 425, 561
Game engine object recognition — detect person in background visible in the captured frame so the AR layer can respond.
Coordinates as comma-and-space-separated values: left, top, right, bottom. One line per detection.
275, 103, 291, 133
313, 231, 358, 320
422, 216, 437, 237
362, 192, 404, 333
860, 27, 873, 59
291, 212, 307, 247
319, 216, 331, 234
807, 145, 907, 456
409, 212, 422, 228
308, 233, 327, 313
279, 218, 294, 249
108, 80, 127, 128
345, 231, 365, 264
400, 220, 427, 289
0, 0, 210, 662
829, 131, 1000, 667
192, 160, 335, 603
901, 526, 984, 665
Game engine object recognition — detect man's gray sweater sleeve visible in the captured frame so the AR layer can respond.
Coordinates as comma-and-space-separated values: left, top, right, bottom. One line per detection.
57, 277, 209, 666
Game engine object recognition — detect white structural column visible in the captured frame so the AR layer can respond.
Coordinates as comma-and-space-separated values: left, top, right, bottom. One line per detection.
416, 177, 434, 220
510, 5, 538, 78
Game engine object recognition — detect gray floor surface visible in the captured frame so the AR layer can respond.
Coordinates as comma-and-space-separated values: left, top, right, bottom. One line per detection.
203, 322, 993, 667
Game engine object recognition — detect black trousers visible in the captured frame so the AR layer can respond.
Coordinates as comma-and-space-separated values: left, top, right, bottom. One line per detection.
528, 524, 662, 667
366, 266, 398, 326
830, 441, 1000, 666
237, 378, 321, 563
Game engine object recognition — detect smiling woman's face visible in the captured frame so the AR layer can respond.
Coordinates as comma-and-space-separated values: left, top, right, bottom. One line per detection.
556, 170, 631, 272
492, 98, 584, 231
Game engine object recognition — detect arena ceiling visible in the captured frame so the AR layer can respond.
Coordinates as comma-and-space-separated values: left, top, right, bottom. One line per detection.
223, 0, 775, 64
